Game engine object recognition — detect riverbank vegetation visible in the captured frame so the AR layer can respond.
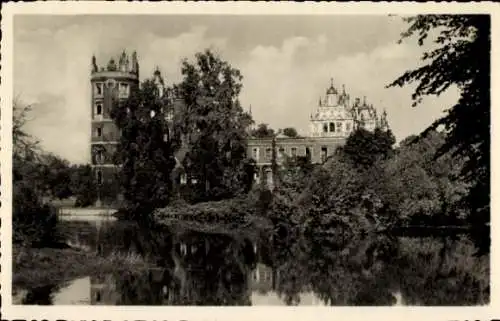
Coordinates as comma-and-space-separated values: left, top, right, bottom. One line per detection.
12, 245, 150, 289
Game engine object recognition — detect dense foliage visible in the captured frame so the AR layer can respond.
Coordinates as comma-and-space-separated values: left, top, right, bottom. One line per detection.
13, 100, 60, 246
339, 128, 396, 168
250, 123, 275, 138
262, 125, 472, 235
388, 15, 490, 224
112, 79, 178, 219
282, 127, 299, 138
176, 49, 255, 203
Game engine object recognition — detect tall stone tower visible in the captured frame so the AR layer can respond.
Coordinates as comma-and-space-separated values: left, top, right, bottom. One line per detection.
90, 50, 140, 207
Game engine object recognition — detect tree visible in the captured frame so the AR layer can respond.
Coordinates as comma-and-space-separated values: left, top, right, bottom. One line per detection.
12, 99, 59, 246
38, 153, 73, 200
176, 49, 254, 202
282, 127, 299, 138
388, 15, 490, 224
339, 128, 396, 168
250, 123, 275, 138
111, 79, 177, 218
70, 164, 98, 207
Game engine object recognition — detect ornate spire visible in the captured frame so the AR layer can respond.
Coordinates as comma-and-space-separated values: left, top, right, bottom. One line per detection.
119, 50, 128, 72
91, 55, 98, 73
119, 50, 126, 64
131, 51, 139, 75
326, 77, 337, 95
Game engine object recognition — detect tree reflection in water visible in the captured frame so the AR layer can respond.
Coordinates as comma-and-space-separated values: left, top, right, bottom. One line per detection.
37, 221, 489, 306
267, 233, 489, 306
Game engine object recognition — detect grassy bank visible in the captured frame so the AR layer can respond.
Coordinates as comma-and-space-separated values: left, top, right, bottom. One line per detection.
13, 246, 152, 289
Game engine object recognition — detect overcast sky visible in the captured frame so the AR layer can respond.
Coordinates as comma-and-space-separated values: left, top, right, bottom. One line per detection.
14, 14, 459, 164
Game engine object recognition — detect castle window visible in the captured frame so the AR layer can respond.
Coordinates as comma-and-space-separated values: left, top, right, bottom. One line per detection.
323, 123, 328, 133
306, 147, 311, 159
346, 123, 351, 132
94, 83, 103, 96
291, 147, 297, 157
96, 127, 102, 137
252, 148, 259, 160
119, 83, 130, 98
337, 122, 343, 132
265, 148, 272, 160
96, 170, 103, 185
329, 122, 335, 132
95, 102, 103, 116
321, 147, 328, 163
96, 150, 105, 164
95, 150, 101, 163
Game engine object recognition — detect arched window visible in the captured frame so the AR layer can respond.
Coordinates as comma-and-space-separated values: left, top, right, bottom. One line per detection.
329, 122, 335, 132
323, 123, 328, 133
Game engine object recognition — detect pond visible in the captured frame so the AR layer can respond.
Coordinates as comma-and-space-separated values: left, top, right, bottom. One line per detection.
13, 217, 490, 306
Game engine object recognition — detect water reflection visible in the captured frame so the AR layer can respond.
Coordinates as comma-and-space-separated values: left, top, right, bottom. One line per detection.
15, 219, 489, 306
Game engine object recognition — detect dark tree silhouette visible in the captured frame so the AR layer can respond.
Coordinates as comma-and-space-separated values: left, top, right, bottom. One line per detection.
340, 128, 396, 168
388, 15, 490, 224
250, 123, 275, 138
111, 79, 177, 219
282, 127, 299, 138
176, 49, 254, 202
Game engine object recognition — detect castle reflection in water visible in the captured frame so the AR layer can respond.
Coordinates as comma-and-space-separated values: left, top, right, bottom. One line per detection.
88, 262, 327, 306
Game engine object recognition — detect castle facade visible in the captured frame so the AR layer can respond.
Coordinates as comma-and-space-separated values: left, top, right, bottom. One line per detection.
89, 52, 389, 205
247, 79, 389, 187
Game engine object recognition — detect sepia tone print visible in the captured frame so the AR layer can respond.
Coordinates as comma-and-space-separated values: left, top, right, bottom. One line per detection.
8, 12, 490, 307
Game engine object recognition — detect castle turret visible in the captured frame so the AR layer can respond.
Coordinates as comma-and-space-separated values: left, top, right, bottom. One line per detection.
131, 51, 139, 75
90, 52, 140, 207
118, 50, 130, 72
325, 78, 338, 106
380, 109, 389, 130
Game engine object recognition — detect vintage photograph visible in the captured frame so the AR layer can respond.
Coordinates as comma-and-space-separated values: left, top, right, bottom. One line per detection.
3, 3, 492, 313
